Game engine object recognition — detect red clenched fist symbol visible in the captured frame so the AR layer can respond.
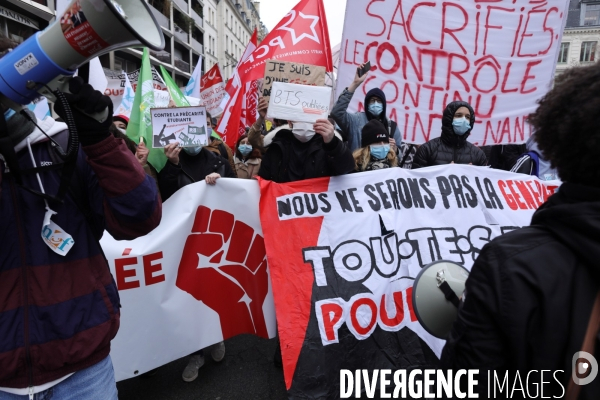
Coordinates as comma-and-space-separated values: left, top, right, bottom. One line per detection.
176, 206, 270, 339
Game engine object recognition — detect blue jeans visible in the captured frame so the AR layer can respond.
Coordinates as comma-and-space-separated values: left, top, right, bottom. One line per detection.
0, 356, 118, 400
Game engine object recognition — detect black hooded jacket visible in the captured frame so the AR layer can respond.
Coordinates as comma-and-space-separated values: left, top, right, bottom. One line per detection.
412, 101, 487, 168
257, 129, 354, 183
441, 183, 600, 399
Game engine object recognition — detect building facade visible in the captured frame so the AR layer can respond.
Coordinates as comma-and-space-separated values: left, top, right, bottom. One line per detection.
556, 0, 600, 76
3, 0, 266, 89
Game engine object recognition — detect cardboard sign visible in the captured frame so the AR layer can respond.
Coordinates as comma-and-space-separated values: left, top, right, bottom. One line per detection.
266, 82, 332, 123
150, 106, 208, 148
262, 60, 326, 102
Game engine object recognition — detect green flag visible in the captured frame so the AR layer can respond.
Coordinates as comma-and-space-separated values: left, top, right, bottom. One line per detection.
126, 48, 167, 171
159, 65, 190, 107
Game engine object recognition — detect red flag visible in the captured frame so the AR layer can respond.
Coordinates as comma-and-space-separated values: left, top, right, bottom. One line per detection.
200, 64, 226, 116
218, 0, 332, 147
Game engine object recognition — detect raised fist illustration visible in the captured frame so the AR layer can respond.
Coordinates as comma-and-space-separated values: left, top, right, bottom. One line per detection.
176, 206, 270, 339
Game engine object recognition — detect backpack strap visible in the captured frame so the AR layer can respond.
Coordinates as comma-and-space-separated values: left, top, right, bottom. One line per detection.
527, 151, 540, 178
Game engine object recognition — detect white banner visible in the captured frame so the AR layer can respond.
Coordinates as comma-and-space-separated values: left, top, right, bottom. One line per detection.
104, 67, 168, 111
335, 0, 569, 146
102, 179, 277, 381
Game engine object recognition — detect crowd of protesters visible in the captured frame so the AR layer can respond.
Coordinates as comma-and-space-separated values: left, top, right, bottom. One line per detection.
3, 27, 600, 399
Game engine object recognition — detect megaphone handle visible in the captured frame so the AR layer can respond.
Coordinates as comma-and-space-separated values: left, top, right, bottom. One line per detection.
438, 281, 461, 308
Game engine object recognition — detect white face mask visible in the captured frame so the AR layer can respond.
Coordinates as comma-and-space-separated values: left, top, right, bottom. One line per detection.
291, 122, 315, 143
118, 128, 127, 136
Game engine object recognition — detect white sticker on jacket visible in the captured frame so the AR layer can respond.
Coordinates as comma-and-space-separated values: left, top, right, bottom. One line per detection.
41, 220, 75, 256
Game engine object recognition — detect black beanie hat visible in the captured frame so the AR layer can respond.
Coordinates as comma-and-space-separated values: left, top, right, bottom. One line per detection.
361, 119, 389, 147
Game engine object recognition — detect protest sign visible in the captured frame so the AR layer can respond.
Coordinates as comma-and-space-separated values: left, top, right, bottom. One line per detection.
267, 82, 332, 123
257, 165, 560, 398
150, 106, 208, 148
262, 60, 327, 102
102, 179, 277, 381
200, 64, 227, 116
335, 0, 569, 146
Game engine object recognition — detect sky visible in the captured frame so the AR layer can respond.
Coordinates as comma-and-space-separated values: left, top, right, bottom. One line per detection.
257, 0, 348, 48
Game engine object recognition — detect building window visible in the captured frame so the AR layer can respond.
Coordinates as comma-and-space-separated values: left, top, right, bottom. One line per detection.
558, 42, 569, 63
584, 4, 600, 26
580, 41, 597, 62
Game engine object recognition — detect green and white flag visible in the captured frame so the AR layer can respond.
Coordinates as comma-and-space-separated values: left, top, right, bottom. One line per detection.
160, 66, 190, 107
126, 48, 168, 171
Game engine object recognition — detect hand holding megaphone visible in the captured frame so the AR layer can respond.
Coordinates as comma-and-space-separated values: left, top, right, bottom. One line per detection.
53, 76, 113, 146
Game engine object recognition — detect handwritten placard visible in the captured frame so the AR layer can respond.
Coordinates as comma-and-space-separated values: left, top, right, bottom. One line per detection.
262, 60, 326, 102
150, 106, 208, 148
267, 82, 332, 123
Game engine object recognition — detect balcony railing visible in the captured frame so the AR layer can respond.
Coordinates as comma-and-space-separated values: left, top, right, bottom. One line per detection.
191, 38, 203, 54
175, 58, 191, 73
173, 0, 188, 12
174, 24, 189, 43
148, 4, 170, 29
150, 49, 171, 63
191, 9, 203, 28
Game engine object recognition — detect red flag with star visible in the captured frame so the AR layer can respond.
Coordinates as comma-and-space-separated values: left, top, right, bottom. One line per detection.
238, 0, 333, 82
216, 0, 332, 147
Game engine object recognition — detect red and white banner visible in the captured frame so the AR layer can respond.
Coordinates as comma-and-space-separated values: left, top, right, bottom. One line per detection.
258, 165, 560, 398
218, 0, 333, 147
200, 64, 227, 117
101, 180, 277, 381
335, 0, 569, 146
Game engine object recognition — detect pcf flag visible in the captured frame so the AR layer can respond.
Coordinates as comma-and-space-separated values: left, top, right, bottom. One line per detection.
258, 165, 560, 398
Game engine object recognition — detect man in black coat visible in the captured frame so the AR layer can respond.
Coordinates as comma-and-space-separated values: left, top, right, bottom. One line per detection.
412, 101, 487, 168
158, 144, 235, 201
441, 64, 600, 398
257, 118, 355, 183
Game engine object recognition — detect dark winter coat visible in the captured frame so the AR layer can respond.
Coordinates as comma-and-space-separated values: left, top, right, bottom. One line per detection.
441, 183, 600, 399
158, 147, 235, 201
0, 133, 162, 388
412, 101, 487, 168
257, 129, 354, 183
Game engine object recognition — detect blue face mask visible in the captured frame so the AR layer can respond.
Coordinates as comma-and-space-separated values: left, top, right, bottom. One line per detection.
452, 117, 471, 135
238, 144, 252, 156
183, 146, 202, 156
3, 108, 16, 121
370, 144, 390, 160
368, 102, 383, 116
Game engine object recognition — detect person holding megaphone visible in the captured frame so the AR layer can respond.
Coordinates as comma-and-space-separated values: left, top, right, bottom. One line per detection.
0, 36, 162, 399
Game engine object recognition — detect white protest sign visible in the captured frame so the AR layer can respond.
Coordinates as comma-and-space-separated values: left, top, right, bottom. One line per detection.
150, 106, 208, 148
102, 179, 277, 381
335, 0, 569, 146
267, 82, 332, 123
104, 67, 168, 110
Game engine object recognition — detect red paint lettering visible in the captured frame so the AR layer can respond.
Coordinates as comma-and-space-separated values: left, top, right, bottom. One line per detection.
143, 252, 165, 286
115, 257, 140, 290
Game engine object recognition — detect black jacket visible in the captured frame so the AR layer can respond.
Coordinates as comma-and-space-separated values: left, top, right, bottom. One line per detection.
158, 147, 235, 201
257, 129, 355, 183
412, 101, 487, 168
441, 183, 600, 399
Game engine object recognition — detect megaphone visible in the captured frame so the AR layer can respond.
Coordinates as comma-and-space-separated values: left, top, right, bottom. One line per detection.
412, 260, 470, 339
0, 0, 164, 121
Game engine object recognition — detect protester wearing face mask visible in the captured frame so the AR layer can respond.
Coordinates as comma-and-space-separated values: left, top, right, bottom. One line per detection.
353, 120, 398, 172
158, 140, 235, 201
257, 115, 354, 183
204, 112, 237, 176
412, 101, 487, 169
331, 63, 403, 153
234, 134, 261, 179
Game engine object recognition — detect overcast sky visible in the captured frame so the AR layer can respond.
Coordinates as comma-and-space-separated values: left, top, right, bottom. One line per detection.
257, 0, 348, 48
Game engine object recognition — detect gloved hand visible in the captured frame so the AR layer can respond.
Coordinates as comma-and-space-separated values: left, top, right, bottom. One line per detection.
54, 76, 113, 146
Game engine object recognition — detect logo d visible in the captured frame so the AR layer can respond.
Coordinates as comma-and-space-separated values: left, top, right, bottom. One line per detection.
572, 351, 598, 386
